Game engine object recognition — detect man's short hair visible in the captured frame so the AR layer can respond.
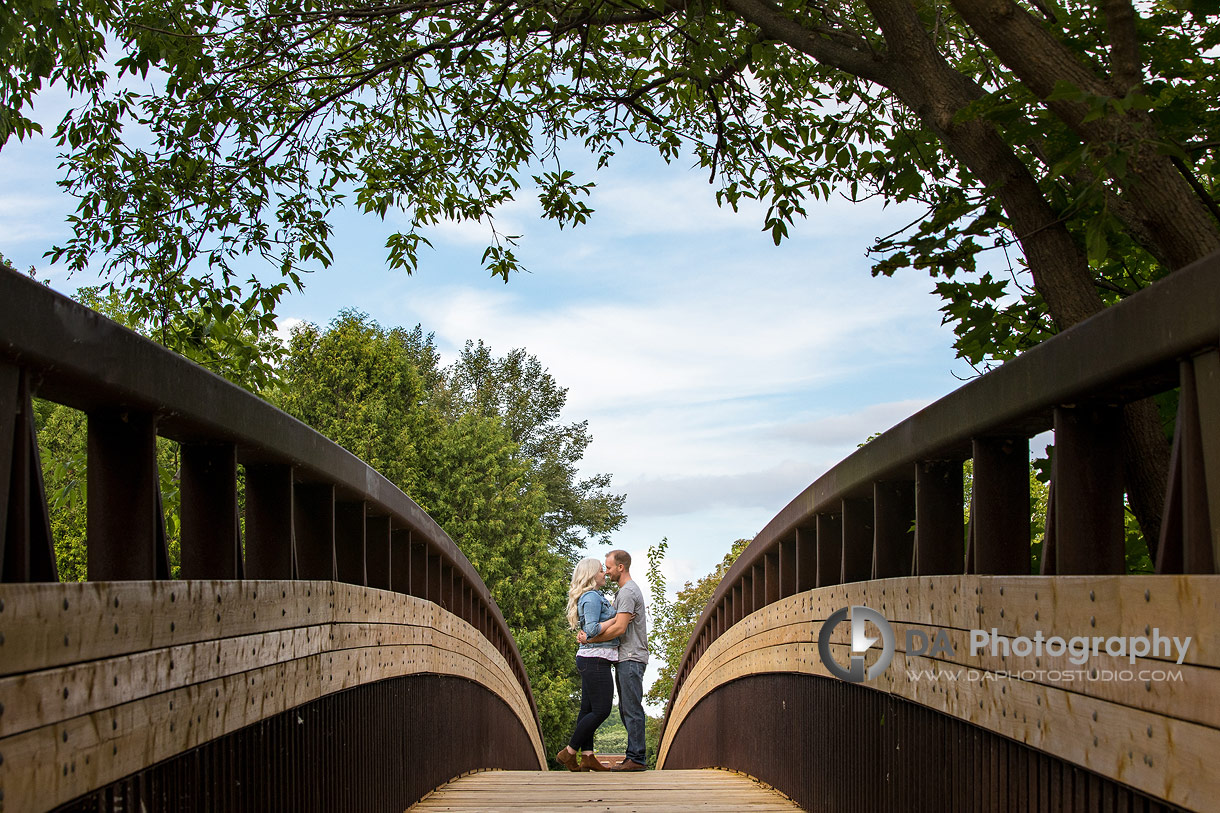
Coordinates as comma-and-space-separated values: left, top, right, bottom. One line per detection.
607, 549, 631, 570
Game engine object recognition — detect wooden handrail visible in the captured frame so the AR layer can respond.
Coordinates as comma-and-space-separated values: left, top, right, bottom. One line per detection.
0, 266, 540, 730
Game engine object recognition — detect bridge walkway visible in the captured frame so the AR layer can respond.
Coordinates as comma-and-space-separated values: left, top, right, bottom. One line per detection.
409, 769, 801, 812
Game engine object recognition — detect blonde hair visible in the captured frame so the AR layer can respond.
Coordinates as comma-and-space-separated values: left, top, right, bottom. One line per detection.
566, 558, 603, 629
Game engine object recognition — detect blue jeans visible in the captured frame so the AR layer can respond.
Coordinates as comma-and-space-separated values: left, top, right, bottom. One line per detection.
615, 659, 647, 764
569, 656, 615, 751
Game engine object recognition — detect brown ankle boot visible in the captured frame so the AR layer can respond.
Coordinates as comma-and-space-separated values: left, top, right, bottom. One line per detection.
579, 753, 611, 772
555, 747, 580, 772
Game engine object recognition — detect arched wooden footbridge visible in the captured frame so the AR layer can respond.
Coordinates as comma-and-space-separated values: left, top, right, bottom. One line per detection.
2, 252, 1218, 811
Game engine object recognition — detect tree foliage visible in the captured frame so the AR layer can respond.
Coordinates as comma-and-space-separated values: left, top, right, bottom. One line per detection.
644, 536, 749, 709
0, 0, 112, 144
443, 340, 626, 564
6, 0, 1211, 352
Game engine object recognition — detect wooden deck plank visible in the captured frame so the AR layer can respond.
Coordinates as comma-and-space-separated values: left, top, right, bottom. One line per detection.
409, 770, 802, 811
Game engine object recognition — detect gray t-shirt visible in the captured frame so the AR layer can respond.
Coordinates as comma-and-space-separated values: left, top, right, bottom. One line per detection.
613, 579, 649, 663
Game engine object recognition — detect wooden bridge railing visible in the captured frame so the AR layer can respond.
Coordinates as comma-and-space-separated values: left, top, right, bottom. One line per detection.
0, 267, 545, 811
659, 251, 1220, 811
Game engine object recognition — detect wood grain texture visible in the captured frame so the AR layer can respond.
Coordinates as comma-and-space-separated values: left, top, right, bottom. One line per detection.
408, 769, 802, 812
0, 580, 544, 811
659, 575, 1220, 811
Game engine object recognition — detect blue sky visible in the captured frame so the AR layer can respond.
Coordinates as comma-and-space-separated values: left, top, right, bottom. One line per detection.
0, 86, 975, 629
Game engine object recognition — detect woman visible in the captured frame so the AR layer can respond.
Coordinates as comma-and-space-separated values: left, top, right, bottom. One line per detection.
555, 557, 620, 772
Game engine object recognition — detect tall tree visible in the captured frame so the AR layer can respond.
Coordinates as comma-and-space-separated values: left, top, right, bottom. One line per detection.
444, 340, 626, 563
273, 312, 441, 497
411, 412, 576, 757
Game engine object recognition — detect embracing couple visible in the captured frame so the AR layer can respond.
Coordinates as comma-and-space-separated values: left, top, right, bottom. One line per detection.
554, 549, 649, 773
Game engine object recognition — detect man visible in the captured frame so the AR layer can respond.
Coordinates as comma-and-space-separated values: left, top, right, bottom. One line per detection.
577, 549, 648, 771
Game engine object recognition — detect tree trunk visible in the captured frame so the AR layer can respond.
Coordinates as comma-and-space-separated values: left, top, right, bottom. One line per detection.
1122, 399, 1170, 550
948, 0, 1220, 271
862, 0, 1105, 328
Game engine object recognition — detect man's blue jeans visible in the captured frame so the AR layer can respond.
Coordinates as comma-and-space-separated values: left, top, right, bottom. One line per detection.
614, 659, 647, 765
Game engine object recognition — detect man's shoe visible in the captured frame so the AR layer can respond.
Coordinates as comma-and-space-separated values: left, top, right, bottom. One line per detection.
611, 759, 647, 772
555, 748, 580, 772
579, 753, 611, 772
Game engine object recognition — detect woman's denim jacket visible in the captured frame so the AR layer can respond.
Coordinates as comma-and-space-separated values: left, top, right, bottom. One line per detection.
576, 589, 620, 655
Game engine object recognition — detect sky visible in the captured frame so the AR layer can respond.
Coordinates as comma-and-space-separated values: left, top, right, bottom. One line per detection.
0, 85, 977, 650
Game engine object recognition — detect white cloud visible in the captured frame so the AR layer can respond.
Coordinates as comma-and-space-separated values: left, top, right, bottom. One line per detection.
274, 316, 306, 345
621, 459, 815, 517
774, 399, 934, 447
0, 191, 73, 248
592, 175, 761, 237
425, 194, 539, 247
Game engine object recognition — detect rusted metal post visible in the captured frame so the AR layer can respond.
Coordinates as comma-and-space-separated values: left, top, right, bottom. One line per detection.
795, 524, 816, 591
1181, 352, 1220, 572
1053, 406, 1125, 574
972, 437, 1031, 575
294, 483, 336, 580
440, 562, 454, 611
335, 500, 368, 586
873, 481, 914, 578
0, 362, 18, 577
778, 537, 796, 597
1158, 355, 1219, 573
365, 515, 391, 590
914, 461, 964, 576
742, 570, 755, 617
87, 410, 165, 580
816, 512, 842, 587
390, 528, 411, 593
841, 497, 873, 584
180, 443, 240, 579
764, 550, 779, 605
410, 539, 428, 598
245, 464, 294, 579
1194, 349, 1220, 570
1, 365, 57, 582
428, 551, 442, 605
